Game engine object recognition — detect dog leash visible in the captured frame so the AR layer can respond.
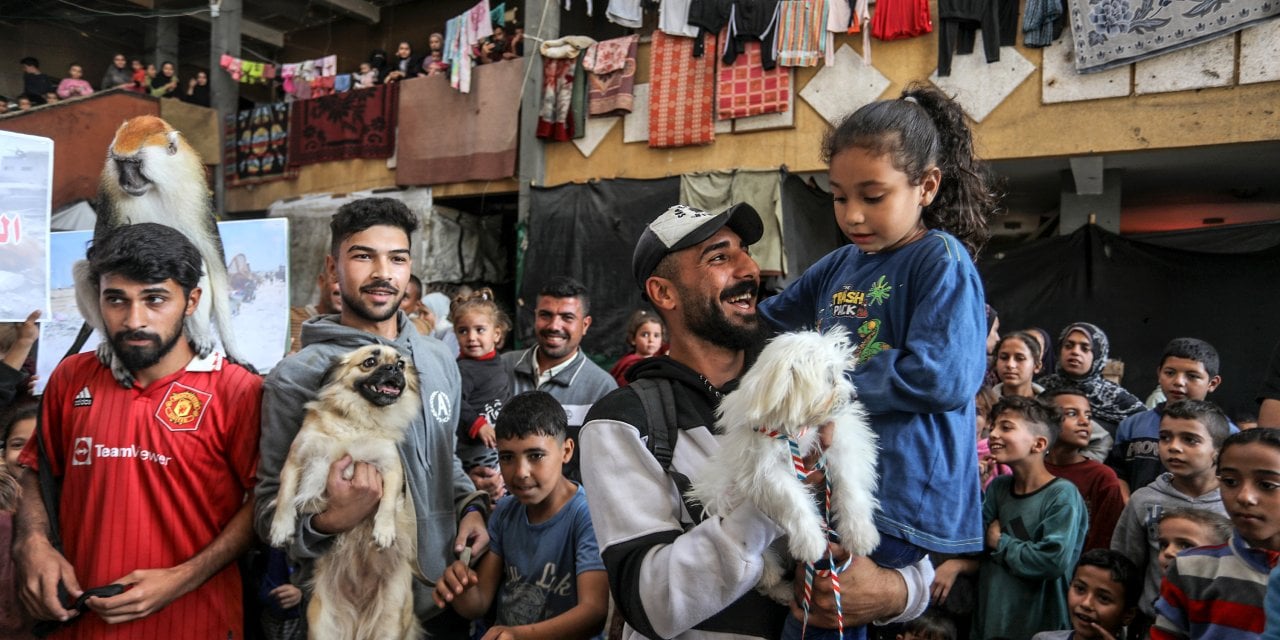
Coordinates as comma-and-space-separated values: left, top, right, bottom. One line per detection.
754, 428, 849, 636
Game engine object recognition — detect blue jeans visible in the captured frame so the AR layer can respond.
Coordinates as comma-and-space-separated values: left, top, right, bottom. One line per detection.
779, 534, 925, 640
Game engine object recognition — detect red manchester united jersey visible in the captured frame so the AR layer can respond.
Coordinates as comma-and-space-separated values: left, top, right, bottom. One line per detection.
21, 351, 261, 640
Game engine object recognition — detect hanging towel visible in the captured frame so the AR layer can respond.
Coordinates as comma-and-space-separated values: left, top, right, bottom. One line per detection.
775, 0, 825, 66
716, 39, 790, 120
648, 31, 716, 148
588, 35, 639, 116
583, 35, 635, 74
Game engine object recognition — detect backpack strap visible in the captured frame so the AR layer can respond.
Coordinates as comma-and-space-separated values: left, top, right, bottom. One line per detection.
630, 378, 706, 524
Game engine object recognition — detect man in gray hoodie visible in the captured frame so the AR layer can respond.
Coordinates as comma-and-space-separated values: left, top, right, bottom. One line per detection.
255, 198, 487, 637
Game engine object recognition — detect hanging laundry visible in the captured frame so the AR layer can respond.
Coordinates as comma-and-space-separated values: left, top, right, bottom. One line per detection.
563, 0, 595, 16
687, 0, 732, 57
937, 0, 1001, 76
490, 2, 506, 25
659, 0, 702, 36
587, 35, 639, 117
722, 0, 782, 69
334, 74, 352, 92
871, 0, 933, 40
537, 36, 595, 139
848, 0, 873, 64
774, 0, 825, 66
607, 0, 644, 27
648, 31, 716, 149
716, 39, 789, 119
1021, 0, 1062, 47
955, 0, 1018, 54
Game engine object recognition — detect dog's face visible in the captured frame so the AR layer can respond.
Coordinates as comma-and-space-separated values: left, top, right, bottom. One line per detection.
323, 345, 416, 408
722, 328, 858, 431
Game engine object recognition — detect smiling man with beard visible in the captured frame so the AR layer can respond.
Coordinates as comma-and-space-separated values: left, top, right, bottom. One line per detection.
579, 204, 932, 640
255, 198, 488, 639
14, 223, 261, 639
504, 276, 617, 483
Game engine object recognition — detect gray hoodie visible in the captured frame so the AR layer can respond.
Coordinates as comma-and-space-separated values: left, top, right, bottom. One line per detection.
254, 312, 478, 622
1109, 472, 1228, 617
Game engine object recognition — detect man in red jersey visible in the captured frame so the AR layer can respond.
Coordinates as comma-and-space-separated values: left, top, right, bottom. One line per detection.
13, 223, 260, 639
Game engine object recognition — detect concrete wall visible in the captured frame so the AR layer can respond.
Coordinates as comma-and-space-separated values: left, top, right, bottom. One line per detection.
543, 25, 1280, 186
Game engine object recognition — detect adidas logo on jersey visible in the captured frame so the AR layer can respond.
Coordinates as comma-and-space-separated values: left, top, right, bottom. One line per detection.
73, 386, 93, 407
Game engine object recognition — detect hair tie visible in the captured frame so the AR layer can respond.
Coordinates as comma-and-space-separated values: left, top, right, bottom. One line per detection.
902, 95, 919, 104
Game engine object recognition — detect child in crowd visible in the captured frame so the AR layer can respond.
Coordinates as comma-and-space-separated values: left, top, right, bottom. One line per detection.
423, 32, 449, 76
758, 84, 997, 640
1, 466, 33, 640
609, 309, 665, 386
975, 386, 1010, 489
0, 311, 39, 410
56, 63, 94, 99
993, 332, 1044, 398
896, 610, 956, 640
452, 288, 513, 502
2, 399, 37, 469
433, 391, 609, 640
1152, 428, 1280, 640
1155, 508, 1231, 579
1107, 338, 1229, 495
1110, 399, 1231, 628
1039, 323, 1146, 452
1043, 388, 1127, 551
353, 62, 378, 89
1031, 549, 1142, 640
975, 396, 1088, 640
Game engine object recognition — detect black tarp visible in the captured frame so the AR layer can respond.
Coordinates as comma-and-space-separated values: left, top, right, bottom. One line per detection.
523, 178, 682, 363
779, 173, 846, 288
979, 224, 1280, 418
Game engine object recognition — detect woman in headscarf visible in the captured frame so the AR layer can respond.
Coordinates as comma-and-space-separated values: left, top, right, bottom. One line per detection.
1039, 322, 1147, 433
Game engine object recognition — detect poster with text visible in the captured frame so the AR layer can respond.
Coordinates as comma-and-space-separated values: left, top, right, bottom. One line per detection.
37, 218, 290, 394
0, 130, 52, 322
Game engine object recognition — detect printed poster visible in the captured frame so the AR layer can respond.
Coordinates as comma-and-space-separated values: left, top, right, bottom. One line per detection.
0, 130, 53, 321
37, 218, 290, 393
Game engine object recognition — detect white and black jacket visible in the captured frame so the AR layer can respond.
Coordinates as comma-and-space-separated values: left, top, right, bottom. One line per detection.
580, 356, 788, 639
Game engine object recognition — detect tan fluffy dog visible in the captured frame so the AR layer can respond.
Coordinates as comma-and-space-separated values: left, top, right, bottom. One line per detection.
269, 344, 422, 640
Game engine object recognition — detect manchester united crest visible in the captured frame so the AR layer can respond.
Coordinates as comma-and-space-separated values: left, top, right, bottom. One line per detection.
155, 383, 213, 432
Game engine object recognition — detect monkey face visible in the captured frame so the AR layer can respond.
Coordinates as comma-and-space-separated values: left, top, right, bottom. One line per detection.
114, 156, 150, 196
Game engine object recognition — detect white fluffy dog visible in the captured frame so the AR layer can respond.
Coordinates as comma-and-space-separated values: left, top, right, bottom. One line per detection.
269, 344, 422, 640
691, 328, 880, 601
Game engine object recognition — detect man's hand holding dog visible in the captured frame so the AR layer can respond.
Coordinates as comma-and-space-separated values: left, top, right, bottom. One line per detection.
312, 454, 383, 534
790, 550, 909, 628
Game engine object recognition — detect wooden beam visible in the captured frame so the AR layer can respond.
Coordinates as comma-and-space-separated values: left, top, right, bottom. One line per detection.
190, 13, 284, 48
314, 0, 380, 24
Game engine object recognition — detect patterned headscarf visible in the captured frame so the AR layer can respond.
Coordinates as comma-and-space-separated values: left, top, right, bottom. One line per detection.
1039, 322, 1145, 426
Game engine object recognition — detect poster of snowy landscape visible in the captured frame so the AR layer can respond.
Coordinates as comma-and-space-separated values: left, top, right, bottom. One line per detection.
36, 219, 289, 394
0, 131, 52, 322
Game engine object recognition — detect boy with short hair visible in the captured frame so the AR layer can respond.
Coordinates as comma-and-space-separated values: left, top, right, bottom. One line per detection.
1154, 508, 1231, 579
1107, 338, 1229, 495
1110, 400, 1231, 626
1032, 549, 1142, 640
433, 390, 609, 640
1044, 388, 1128, 552
1151, 428, 1280, 640
975, 396, 1090, 640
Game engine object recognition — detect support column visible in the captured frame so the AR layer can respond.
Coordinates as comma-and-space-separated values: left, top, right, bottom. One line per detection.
210, 0, 242, 216
1060, 168, 1123, 235
155, 17, 179, 68
517, 0, 559, 225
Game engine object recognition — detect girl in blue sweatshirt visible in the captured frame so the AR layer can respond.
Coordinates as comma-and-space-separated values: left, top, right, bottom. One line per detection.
759, 84, 997, 640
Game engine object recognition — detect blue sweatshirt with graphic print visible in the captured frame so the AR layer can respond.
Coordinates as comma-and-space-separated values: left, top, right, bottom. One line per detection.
758, 230, 986, 553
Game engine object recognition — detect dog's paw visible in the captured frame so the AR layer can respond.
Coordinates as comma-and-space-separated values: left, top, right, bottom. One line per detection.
787, 526, 830, 565
268, 520, 295, 548
845, 525, 882, 557
372, 521, 396, 548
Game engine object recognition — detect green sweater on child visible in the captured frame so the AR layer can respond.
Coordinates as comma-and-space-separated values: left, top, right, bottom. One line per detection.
976, 475, 1089, 640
